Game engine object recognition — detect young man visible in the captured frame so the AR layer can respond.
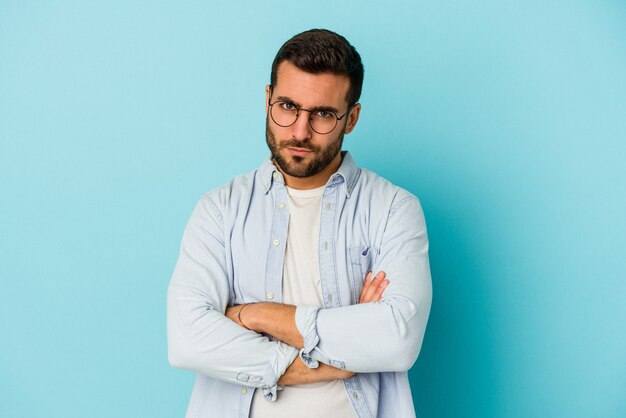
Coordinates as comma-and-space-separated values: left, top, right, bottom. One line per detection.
167, 29, 432, 418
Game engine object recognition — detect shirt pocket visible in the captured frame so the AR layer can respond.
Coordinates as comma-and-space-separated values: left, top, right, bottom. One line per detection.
349, 245, 374, 305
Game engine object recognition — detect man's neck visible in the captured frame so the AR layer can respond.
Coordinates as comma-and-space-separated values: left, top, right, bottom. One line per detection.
276, 153, 343, 190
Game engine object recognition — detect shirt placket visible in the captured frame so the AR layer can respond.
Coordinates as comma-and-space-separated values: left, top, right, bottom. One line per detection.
264, 172, 290, 305
318, 180, 341, 309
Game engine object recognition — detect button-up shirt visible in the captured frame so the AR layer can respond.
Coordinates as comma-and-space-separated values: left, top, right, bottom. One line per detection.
167, 152, 432, 418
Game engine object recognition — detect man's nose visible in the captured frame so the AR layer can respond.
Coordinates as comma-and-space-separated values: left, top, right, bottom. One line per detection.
291, 110, 313, 140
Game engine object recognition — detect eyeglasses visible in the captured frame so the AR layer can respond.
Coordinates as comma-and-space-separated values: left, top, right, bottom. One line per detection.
268, 95, 354, 135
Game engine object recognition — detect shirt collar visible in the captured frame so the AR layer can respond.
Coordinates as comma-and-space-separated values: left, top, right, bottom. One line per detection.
259, 151, 361, 198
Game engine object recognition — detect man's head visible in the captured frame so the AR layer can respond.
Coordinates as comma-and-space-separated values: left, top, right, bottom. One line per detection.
265, 29, 364, 188
270, 29, 364, 106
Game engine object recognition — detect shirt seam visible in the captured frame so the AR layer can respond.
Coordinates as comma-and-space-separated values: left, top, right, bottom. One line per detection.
389, 194, 416, 218
202, 193, 224, 223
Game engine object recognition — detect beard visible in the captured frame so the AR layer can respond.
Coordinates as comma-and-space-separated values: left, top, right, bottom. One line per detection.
265, 118, 344, 178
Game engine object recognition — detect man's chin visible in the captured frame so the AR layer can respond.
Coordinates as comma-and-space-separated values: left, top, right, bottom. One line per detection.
276, 151, 308, 169
279, 161, 313, 178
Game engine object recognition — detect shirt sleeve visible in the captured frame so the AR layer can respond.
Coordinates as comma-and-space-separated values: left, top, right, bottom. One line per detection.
295, 195, 432, 373
167, 195, 298, 398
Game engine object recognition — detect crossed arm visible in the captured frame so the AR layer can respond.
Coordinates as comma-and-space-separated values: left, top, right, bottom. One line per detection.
168, 194, 431, 392
224, 272, 389, 385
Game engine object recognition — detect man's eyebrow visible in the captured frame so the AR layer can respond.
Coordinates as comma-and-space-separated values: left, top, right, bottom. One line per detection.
275, 95, 340, 114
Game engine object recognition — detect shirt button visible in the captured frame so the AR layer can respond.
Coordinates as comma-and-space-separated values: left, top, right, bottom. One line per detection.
279, 202, 286, 209
241, 387, 247, 395
273, 172, 279, 180
273, 239, 280, 246
267, 291, 274, 300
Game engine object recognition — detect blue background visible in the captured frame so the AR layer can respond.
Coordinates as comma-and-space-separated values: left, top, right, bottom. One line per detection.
1, 1, 625, 417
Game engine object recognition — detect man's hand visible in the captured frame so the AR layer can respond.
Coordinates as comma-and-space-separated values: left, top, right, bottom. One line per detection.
359, 271, 389, 303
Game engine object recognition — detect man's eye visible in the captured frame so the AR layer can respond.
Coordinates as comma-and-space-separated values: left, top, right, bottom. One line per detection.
315, 110, 332, 118
281, 102, 296, 111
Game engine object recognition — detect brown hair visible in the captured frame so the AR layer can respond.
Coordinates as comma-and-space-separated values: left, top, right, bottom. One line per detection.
270, 29, 364, 106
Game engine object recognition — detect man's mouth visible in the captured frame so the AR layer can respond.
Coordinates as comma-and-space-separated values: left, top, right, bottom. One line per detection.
286, 147, 313, 157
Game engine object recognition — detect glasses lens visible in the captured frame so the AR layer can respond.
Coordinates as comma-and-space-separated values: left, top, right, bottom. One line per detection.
270, 102, 298, 127
310, 112, 338, 135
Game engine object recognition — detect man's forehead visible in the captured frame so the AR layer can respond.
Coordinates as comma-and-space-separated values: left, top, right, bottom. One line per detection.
272, 61, 350, 107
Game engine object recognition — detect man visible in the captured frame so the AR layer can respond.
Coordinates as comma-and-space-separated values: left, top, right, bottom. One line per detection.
167, 29, 432, 418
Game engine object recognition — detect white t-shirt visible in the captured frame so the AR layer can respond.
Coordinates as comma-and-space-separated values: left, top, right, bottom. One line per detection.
249, 185, 356, 418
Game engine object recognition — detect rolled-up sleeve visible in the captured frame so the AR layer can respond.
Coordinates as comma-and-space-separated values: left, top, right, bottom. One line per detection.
295, 196, 432, 373
295, 305, 321, 368
167, 195, 298, 397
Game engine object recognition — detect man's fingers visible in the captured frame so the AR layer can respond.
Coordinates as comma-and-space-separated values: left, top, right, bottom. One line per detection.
359, 271, 387, 303
372, 279, 389, 301
359, 272, 373, 303
358, 272, 371, 303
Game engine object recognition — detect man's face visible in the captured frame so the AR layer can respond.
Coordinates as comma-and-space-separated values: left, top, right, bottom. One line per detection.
265, 61, 359, 179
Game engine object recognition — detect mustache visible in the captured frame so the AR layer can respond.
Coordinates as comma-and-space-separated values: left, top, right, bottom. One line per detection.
279, 139, 318, 152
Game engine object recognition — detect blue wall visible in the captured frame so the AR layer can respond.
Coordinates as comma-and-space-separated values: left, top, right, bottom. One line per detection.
1, 1, 624, 417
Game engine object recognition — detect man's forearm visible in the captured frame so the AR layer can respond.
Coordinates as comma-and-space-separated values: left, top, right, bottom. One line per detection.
236, 302, 304, 349
278, 356, 353, 385
225, 272, 390, 350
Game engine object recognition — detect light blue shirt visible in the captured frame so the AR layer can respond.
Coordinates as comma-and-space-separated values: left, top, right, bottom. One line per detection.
167, 152, 432, 418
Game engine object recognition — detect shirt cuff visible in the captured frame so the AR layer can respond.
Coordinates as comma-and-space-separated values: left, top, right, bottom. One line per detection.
295, 305, 321, 368
261, 341, 298, 402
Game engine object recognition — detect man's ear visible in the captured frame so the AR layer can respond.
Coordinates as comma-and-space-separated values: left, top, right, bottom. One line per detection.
344, 103, 362, 134
265, 85, 271, 115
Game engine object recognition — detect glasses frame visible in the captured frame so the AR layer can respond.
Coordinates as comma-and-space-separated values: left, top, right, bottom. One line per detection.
268, 89, 355, 135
